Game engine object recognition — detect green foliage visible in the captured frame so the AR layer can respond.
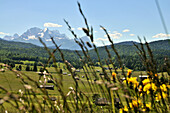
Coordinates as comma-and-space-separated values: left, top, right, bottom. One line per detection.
0, 38, 169, 71
33, 62, 38, 72
25, 65, 30, 71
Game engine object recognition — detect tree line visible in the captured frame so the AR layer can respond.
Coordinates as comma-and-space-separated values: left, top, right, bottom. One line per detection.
0, 39, 169, 71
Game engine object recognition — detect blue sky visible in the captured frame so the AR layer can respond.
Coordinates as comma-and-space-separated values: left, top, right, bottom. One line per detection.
0, 0, 170, 46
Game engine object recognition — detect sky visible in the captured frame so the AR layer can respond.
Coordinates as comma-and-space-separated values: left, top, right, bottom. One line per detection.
0, 0, 170, 46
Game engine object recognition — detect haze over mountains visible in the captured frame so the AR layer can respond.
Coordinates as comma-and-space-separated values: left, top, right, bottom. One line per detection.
2, 27, 90, 50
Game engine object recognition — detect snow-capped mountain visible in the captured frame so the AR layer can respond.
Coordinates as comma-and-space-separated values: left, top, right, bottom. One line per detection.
3, 33, 19, 40
3, 27, 91, 50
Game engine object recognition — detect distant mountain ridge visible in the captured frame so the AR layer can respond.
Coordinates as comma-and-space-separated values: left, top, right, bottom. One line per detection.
2, 27, 170, 51
1, 36, 169, 52
115, 41, 139, 45
2, 27, 90, 50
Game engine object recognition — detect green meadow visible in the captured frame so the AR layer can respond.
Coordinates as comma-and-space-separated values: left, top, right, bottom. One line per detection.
0, 62, 150, 111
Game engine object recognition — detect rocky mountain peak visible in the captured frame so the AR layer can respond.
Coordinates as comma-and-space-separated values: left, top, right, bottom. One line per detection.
2, 27, 91, 50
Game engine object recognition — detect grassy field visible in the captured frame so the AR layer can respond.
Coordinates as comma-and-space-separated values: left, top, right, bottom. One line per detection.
0, 62, 168, 112
1, 62, 157, 97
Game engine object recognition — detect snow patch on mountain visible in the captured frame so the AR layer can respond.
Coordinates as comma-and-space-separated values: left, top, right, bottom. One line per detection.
23, 38, 29, 40
28, 35, 37, 40
44, 28, 48, 32
38, 33, 44, 37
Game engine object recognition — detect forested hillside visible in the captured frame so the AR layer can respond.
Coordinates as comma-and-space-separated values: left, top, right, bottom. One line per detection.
0, 38, 80, 66
0, 38, 169, 70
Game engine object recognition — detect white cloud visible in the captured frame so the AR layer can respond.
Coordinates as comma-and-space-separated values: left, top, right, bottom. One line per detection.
93, 41, 101, 46
113, 31, 118, 33
96, 38, 108, 41
100, 28, 103, 30
54, 37, 63, 40
94, 31, 98, 33
94, 40, 110, 46
123, 29, 130, 32
104, 32, 122, 39
130, 34, 135, 36
44, 23, 62, 27
46, 39, 52, 41
77, 27, 82, 30
71, 28, 75, 30
0, 32, 9, 35
152, 33, 170, 38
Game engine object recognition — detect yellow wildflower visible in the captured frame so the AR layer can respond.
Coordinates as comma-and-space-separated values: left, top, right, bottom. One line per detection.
128, 77, 137, 83
160, 84, 167, 92
112, 72, 116, 78
140, 93, 143, 97
161, 92, 167, 98
123, 78, 129, 84
123, 80, 126, 84
143, 83, 157, 92
138, 99, 142, 105
134, 82, 139, 89
155, 93, 161, 101
138, 85, 143, 93
147, 90, 150, 94
142, 78, 150, 85
119, 108, 123, 113
146, 102, 151, 109
124, 106, 128, 112
132, 100, 138, 107
151, 83, 157, 91
129, 103, 133, 108
127, 77, 139, 89
127, 69, 132, 76
142, 109, 146, 112
143, 83, 151, 92
155, 74, 158, 77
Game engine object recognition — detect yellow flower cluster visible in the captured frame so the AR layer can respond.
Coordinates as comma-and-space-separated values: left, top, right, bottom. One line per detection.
119, 71, 169, 112
155, 92, 167, 101
160, 84, 167, 92
143, 83, 157, 92
119, 106, 128, 113
141, 75, 169, 103
129, 99, 142, 108
123, 77, 139, 89
146, 102, 151, 109
142, 78, 150, 85
142, 102, 151, 112
119, 101, 152, 113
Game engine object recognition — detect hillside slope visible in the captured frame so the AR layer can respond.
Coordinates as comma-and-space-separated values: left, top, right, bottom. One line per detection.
0, 38, 169, 70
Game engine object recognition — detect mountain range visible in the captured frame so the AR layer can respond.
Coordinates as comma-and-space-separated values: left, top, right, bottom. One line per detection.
2, 27, 90, 50
1, 27, 170, 51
